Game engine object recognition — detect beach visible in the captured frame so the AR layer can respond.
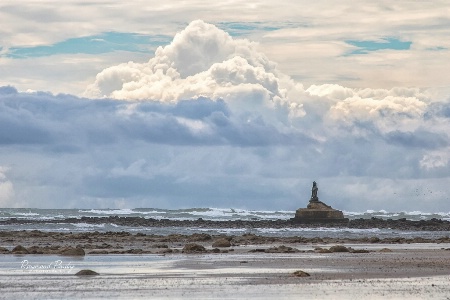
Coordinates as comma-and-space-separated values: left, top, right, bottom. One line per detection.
1, 230, 450, 299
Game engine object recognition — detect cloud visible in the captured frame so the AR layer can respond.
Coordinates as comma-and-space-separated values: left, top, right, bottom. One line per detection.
3, 2, 450, 95
1, 18, 450, 211
0, 166, 14, 206
84, 21, 447, 147
84, 20, 306, 122
1, 82, 450, 210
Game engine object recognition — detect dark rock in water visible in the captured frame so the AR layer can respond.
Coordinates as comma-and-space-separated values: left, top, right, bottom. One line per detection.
292, 181, 348, 223
188, 233, 212, 241
88, 250, 109, 255
379, 248, 393, 253
75, 269, 99, 276
157, 248, 173, 254
60, 247, 85, 256
12, 245, 29, 254
292, 270, 310, 277
369, 237, 381, 243
182, 243, 206, 253
351, 249, 370, 253
0, 247, 9, 254
27, 246, 44, 254
248, 248, 266, 253
265, 245, 299, 253
212, 238, 231, 248
329, 245, 350, 253
316, 248, 332, 253
126, 249, 144, 254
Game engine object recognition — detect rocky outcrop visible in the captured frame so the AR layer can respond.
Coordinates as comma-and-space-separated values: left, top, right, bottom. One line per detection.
328, 245, 350, 253
60, 247, 85, 256
182, 243, 206, 253
76, 269, 99, 276
212, 238, 231, 248
293, 200, 348, 223
292, 182, 348, 223
264, 245, 299, 253
292, 270, 310, 277
12, 245, 29, 254
2, 216, 450, 231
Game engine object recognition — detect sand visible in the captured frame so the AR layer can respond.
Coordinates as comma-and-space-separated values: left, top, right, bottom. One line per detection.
1, 231, 450, 299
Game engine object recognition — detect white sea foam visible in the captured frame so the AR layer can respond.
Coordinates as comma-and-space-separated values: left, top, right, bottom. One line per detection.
72, 223, 105, 228
256, 227, 382, 234
193, 228, 248, 234
79, 209, 136, 215
13, 212, 40, 217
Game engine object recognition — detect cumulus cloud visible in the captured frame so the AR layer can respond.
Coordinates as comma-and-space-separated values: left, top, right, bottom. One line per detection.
84, 20, 305, 120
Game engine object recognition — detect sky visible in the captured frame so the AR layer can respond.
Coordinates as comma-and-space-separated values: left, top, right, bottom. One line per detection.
1, 1, 450, 212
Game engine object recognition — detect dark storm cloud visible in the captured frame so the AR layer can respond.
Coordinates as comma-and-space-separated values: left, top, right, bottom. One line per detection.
384, 130, 448, 149
0, 87, 315, 148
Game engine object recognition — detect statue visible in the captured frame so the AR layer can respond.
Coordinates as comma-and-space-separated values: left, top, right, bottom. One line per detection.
293, 180, 348, 223
310, 181, 319, 202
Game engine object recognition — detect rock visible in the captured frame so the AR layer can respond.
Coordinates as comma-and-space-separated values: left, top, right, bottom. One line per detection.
316, 248, 332, 253
188, 233, 211, 241
369, 237, 381, 243
12, 245, 29, 254
60, 247, 85, 256
212, 238, 231, 248
126, 249, 143, 254
0, 247, 9, 254
27, 246, 44, 254
351, 249, 370, 253
157, 248, 173, 254
75, 269, 99, 276
329, 245, 350, 253
88, 250, 109, 254
182, 243, 206, 253
248, 248, 266, 253
293, 270, 310, 277
379, 248, 393, 252
292, 182, 348, 224
265, 245, 299, 253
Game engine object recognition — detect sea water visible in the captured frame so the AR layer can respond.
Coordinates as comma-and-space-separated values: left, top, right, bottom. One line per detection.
1, 207, 450, 239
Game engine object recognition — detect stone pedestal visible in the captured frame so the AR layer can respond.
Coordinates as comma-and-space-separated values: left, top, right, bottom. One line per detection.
293, 200, 348, 223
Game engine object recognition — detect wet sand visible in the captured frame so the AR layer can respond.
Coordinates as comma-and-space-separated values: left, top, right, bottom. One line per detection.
1, 230, 450, 299
1, 250, 450, 299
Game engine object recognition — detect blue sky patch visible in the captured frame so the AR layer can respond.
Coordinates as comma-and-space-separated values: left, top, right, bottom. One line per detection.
216, 21, 304, 37
4, 32, 172, 59
346, 38, 412, 55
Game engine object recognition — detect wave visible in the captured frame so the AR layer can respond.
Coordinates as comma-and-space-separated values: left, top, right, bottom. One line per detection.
78, 208, 137, 215
1, 207, 450, 223
72, 223, 106, 228
343, 210, 450, 221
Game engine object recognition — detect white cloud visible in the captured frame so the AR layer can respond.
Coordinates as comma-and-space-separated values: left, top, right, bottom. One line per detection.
84, 21, 305, 121
2, 1, 450, 94
84, 21, 448, 145
420, 149, 450, 170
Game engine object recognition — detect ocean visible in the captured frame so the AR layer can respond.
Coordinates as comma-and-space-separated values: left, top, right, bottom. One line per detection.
2, 207, 450, 240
